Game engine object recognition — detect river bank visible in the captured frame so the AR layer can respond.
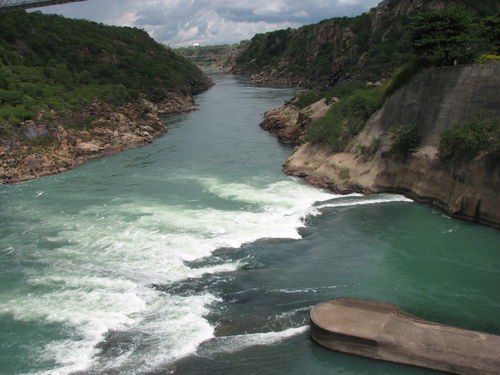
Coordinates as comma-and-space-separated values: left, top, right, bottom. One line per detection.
0, 90, 210, 185
260, 64, 500, 229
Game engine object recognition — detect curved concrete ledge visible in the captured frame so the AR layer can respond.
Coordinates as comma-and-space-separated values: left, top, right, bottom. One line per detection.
310, 298, 500, 374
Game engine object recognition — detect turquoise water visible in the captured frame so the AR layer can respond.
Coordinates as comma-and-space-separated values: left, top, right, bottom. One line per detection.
0, 72, 499, 375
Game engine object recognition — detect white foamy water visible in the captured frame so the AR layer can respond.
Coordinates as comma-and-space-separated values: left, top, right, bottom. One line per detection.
318, 194, 413, 209
0, 178, 334, 375
201, 326, 309, 355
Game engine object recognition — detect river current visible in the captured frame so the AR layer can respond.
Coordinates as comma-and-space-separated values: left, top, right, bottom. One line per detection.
0, 72, 499, 375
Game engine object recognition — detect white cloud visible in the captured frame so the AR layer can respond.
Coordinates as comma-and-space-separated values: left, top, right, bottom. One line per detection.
34, 0, 381, 46
337, 0, 361, 5
253, 1, 289, 17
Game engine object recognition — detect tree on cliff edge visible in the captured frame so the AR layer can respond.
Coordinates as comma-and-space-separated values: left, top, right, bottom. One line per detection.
481, 13, 500, 54
411, 7, 477, 65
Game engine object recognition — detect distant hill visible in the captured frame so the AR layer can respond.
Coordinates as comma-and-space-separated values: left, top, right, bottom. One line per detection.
0, 10, 213, 184
232, 0, 500, 88
0, 10, 211, 130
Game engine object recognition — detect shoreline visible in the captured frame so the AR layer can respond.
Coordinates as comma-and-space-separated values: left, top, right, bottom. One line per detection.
257, 64, 500, 230
0, 91, 210, 185
283, 161, 500, 231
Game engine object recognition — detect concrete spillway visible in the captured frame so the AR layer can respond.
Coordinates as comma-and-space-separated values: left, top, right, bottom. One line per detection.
310, 298, 500, 374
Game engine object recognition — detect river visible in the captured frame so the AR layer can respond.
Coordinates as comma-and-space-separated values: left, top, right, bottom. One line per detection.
0, 72, 499, 375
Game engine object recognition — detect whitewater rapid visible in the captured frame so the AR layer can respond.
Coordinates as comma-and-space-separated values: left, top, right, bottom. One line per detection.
1, 170, 415, 375
1, 176, 336, 374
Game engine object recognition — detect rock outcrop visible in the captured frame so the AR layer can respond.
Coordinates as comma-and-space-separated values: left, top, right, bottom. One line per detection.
265, 63, 500, 228
0, 92, 203, 185
260, 93, 334, 145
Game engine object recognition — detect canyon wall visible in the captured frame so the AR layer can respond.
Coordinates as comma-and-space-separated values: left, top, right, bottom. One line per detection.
276, 63, 500, 228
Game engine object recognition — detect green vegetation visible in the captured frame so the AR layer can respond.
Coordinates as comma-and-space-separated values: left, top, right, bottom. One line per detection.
384, 6, 499, 97
287, 81, 366, 109
389, 124, 420, 158
481, 13, 500, 54
411, 6, 478, 66
383, 59, 430, 98
439, 116, 500, 162
475, 54, 500, 63
356, 137, 382, 160
306, 87, 382, 152
233, 0, 500, 87
234, 15, 409, 84
291, 81, 366, 109
0, 10, 206, 138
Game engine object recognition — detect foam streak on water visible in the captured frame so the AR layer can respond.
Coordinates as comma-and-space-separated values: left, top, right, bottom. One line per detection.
0, 177, 336, 375
200, 326, 309, 356
0, 74, 441, 375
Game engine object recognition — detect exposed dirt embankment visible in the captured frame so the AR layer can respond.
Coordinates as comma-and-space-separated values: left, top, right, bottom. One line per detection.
264, 64, 500, 228
0, 92, 206, 185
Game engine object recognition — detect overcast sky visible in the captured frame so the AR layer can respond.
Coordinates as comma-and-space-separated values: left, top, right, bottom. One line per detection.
34, 0, 381, 47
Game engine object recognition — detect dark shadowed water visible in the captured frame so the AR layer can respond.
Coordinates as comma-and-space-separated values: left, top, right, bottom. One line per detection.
1, 72, 499, 375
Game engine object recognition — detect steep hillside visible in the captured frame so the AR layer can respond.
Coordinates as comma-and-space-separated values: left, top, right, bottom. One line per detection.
0, 11, 213, 184
276, 63, 500, 228
232, 0, 499, 88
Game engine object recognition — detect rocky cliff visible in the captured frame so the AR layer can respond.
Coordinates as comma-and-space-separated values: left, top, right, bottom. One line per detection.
232, 0, 499, 88
264, 63, 500, 228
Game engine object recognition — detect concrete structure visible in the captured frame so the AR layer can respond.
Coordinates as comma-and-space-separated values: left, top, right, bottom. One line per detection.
310, 298, 500, 374
0, 0, 85, 11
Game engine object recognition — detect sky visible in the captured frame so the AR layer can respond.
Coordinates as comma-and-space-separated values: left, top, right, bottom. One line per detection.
34, 0, 381, 47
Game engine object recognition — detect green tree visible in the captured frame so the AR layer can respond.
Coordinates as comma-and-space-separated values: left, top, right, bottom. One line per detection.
481, 13, 500, 53
411, 7, 477, 65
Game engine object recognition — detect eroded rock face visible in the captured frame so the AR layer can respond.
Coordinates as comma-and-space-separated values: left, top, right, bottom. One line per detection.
0, 91, 202, 185
278, 64, 500, 229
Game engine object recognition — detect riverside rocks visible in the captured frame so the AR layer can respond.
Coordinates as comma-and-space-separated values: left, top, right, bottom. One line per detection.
260, 93, 333, 145
310, 298, 500, 375
260, 64, 500, 229
0, 92, 202, 185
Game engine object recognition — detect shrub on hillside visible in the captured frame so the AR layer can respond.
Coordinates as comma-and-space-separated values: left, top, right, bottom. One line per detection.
474, 54, 500, 63
291, 81, 367, 109
439, 115, 500, 162
307, 88, 382, 152
389, 124, 420, 158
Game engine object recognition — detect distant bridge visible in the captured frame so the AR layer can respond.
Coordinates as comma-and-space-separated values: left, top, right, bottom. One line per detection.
0, 0, 86, 11
184, 55, 233, 59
